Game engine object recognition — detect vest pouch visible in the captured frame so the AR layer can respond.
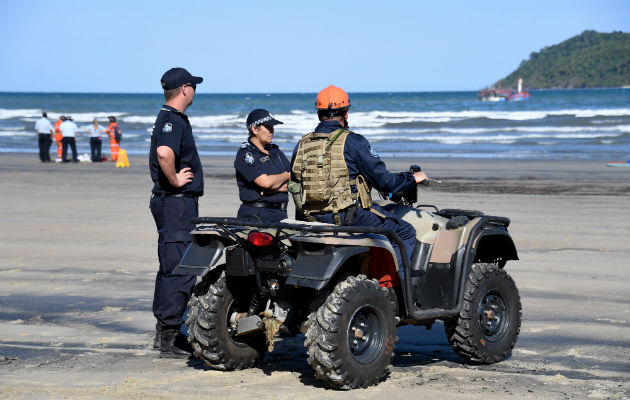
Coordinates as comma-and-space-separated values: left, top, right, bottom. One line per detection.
288, 181, 303, 210
355, 175, 373, 209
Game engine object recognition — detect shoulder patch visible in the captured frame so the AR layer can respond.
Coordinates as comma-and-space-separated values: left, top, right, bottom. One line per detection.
240, 142, 249, 149
367, 143, 379, 158
243, 152, 255, 166
162, 123, 172, 133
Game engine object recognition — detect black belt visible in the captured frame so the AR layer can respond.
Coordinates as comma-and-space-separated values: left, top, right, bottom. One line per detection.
244, 201, 287, 210
153, 192, 199, 199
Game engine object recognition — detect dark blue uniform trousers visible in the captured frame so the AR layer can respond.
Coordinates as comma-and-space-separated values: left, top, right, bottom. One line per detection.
150, 195, 198, 328
61, 137, 77, 162
312, 204, 416, 279
90, 137, 102, 162
38, 133, 52, 161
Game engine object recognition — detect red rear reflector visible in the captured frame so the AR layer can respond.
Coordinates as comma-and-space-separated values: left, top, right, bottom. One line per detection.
247, 231, 274, 247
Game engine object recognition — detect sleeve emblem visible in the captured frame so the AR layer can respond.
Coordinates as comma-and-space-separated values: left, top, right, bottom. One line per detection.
367, 143, 379, 158
243, 152, 255, 166
162, 123, 173, 133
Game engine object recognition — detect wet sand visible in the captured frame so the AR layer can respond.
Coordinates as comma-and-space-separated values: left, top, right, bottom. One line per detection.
0, 154, 628, 399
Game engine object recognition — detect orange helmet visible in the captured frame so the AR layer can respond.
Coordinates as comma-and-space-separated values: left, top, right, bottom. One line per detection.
315, 85, 350, 111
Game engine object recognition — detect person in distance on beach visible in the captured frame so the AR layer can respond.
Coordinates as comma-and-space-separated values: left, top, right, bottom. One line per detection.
234, 109, 291, 223
105, 116, 122, 162
53, 115, 66, 162
149, 67, 203, 358
35, 112, 53, 162
290, 85, 427, 278
86, 119, 105, 162
60, 116, 79, 163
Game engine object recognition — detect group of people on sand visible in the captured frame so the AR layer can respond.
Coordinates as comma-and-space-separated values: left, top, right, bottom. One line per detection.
35, 113, 122, 163
149, 67, 428, 358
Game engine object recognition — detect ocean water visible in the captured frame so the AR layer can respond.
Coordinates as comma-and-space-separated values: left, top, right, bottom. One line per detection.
0, 89, 628, 160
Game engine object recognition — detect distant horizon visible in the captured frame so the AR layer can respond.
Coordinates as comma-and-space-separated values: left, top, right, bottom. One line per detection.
1, 87, 628, 96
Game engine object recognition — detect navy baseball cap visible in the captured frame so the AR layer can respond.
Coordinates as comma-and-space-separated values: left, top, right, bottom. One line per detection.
160, 67, 203, 90
246, 109, 283, 129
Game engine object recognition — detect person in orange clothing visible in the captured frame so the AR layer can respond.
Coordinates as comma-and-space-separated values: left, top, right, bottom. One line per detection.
53, 115, 66, 162
105, 116, 122, 162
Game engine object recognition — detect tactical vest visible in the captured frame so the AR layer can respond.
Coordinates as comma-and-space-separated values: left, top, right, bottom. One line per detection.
290, 129, 380, 224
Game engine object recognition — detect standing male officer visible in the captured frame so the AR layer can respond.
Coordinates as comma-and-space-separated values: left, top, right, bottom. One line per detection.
290, 85, 427, 277
35, 112, 53, 162
60, 116, 79, 163
149, 67, 203, 358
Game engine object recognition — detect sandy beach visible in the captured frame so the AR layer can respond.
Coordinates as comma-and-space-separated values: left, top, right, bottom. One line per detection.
0, 153, 628, 399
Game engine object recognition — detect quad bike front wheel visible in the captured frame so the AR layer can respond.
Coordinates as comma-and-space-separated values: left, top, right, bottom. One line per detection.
186, 271, 266, 370
305, 275, 397, 389
445, 263, 522, 364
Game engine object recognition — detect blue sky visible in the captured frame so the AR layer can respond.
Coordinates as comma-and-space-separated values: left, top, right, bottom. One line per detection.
1, 0, 628, 93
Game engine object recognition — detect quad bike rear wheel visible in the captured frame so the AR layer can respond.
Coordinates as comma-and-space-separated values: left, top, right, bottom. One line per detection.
186, 271, 266, 370
305, 275, 397, 389
445, 263, 521, 364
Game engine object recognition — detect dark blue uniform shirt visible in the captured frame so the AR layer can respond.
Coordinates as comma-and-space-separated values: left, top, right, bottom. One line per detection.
235, 139, 291, 204
291, 120, 416, 195
149, 105, 203, 196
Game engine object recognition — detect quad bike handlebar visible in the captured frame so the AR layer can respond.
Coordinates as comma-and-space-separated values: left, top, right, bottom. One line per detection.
379, 164, 441, 206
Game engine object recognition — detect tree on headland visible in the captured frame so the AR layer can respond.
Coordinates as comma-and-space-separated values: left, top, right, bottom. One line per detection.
494, 30, 630, 89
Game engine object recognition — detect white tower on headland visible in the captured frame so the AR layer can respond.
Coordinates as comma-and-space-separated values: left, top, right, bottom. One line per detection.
517, 78, 523, 93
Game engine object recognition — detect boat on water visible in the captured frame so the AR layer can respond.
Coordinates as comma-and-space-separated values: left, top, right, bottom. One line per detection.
478, 78, 530, 102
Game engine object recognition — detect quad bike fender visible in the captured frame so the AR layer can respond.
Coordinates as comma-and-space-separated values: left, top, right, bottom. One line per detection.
410, 216, 517, 321
471, 227, 519, 267
286, 234, 399, 290
174, 230, 235, 276
374, 200, 448, 244
428, 217, 481, 264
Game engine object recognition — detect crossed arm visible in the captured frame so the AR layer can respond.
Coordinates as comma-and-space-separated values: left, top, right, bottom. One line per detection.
254, 171, 290, 193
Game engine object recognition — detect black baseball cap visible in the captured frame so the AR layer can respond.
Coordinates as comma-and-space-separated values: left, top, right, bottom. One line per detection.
246, 109, 283, 129
160, 67, 203, 90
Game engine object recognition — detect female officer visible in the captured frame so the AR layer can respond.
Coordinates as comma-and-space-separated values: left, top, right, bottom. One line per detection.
234, 109, 291, 223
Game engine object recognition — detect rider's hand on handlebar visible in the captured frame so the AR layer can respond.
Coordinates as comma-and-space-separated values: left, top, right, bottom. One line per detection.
413, 171, 428, 184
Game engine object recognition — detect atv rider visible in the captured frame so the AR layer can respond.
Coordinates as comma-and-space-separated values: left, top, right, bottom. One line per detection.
290, 85, 427, 277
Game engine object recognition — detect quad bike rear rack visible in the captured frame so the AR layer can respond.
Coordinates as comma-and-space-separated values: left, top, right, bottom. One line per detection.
192, 215, 511, 321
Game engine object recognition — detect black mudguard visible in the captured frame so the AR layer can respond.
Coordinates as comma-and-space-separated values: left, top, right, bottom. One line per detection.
473, 228, 519, 266
174, 236, 226, 276
285, 245, 370, 290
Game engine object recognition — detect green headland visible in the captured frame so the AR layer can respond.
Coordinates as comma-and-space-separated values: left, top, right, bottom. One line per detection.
495, 30, 630, 89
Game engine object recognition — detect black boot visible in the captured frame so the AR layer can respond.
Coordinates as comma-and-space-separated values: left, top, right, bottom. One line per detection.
153, 323, 161, 350
159, 328, 191, 359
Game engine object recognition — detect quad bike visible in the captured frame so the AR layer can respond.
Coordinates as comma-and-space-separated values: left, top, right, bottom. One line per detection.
175, 166, 521, 389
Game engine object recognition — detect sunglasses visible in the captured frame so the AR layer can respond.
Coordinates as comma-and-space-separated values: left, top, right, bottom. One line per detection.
184, 82, 196, 91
